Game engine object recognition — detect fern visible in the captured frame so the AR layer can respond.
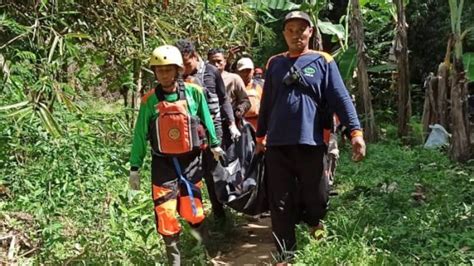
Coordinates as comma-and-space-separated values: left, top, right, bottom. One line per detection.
0, 14, 29, 35
14, 50, 37, 61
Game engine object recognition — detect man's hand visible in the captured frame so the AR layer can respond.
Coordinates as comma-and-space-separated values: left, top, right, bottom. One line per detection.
256, 142, 266, 154
227, 46, 242, 62
229, 123, 241, 140
211, 146, 226, 162
234, 108, 244, 119
129, 170, 140, 190
351, 136, 366, 162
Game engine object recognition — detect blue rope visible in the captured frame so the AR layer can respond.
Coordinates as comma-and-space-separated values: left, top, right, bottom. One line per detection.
172, 157, 197, 216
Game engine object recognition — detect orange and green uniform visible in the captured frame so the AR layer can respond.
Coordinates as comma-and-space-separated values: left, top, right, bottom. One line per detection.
130, 82, 219, 236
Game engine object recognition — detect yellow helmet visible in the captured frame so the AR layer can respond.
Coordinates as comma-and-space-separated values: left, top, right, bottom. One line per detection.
149, 45, 183, 68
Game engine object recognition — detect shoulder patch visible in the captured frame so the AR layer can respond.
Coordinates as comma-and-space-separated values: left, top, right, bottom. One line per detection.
310, 50, 334, 63
141, 89, 155, 104
265, 52, 287, 70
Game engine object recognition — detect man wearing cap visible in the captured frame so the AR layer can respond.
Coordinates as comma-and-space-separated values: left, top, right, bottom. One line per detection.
256, 11, 366, 262
236, 57, 263, 130
208, 48, 251, 129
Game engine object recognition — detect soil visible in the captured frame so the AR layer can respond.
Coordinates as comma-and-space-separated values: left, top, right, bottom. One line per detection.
211, 216, 275, 265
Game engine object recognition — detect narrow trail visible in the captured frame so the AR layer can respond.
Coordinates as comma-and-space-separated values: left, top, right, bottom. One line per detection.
211, 217, 275, 265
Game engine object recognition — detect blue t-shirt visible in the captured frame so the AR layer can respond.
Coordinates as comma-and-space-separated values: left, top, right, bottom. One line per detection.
256, 50, 361, 146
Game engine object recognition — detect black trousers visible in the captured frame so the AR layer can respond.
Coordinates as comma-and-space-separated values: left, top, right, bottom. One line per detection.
265, 145, 329, 258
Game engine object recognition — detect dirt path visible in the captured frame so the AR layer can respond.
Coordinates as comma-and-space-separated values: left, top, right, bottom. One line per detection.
211, 217, 275, 265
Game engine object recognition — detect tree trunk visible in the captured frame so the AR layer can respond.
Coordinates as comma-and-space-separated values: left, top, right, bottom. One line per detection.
162, 0, 169, 10
121, 86, 129, 122
449, 60, 470, 162
437, 62, 449, 129
421, 73, 438, 135
350, 0, 377, 141
394, 0, 411, 139
312, 26, 323, 51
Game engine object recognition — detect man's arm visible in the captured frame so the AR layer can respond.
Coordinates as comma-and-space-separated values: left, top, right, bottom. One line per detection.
195, 86, 220, 147
130, 100, 151, 170
324, 60, 361, 132
213, 67, 236, 125
233, 76, 251, 118
256, 62, 273, 140
324, 59, 365, 161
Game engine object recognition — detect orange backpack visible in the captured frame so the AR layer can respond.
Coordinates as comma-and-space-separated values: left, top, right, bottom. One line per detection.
149, 86, 206, 155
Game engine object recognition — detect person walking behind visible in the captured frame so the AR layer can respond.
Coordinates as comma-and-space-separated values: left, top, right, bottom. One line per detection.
175, 39, 240, 221
236, 57, 263, 130
207, 48, 250, 130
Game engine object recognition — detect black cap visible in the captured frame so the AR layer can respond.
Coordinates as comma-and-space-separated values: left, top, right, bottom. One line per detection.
284, 11, 313, 27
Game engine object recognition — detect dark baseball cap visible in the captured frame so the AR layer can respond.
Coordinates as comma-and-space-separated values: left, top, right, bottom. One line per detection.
284, 11, 313, 27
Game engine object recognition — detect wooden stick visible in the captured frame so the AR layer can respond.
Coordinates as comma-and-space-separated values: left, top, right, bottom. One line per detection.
0, 234, 15, 241
8, 235, 16, 260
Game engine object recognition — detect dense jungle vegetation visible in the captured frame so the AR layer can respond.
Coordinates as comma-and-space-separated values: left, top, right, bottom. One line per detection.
1, 0, 473, 264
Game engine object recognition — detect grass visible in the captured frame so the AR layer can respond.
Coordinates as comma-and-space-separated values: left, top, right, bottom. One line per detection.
295, 138, 474, 264
1, 102, 473, 264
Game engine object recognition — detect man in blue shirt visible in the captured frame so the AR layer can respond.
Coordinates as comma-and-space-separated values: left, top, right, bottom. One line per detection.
256, 11, 366, 263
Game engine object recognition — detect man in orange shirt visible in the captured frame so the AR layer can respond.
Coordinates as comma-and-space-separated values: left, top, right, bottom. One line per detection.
236, 57, 263, 130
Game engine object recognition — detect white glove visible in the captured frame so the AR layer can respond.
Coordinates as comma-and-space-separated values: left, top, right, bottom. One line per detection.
129, 170, 140, 191
211, 146, 226, 162
229, 123, 241, 140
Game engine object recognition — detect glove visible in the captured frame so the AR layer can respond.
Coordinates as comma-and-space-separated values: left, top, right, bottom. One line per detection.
129, 170, 140, 190
229, 123, 241, 140
211, 146, 226, 162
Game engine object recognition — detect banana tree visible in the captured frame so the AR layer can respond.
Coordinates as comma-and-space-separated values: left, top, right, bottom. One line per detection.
350, 0, 377, 141
394, 0, 412, 140
448, 0, 470, 162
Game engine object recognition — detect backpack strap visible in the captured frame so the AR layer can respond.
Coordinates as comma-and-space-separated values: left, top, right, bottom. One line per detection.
176, 79, 187, 101
172, 157, 197, 216
283, 56, 335, 131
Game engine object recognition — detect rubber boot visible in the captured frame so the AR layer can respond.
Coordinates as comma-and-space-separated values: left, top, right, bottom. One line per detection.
162, 234, 180, 266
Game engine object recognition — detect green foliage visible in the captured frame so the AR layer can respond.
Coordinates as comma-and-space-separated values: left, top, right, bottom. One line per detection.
295, 138, 474, 264
1, 100, 167, 263
1, 1, 275, 136
463, 52, 474, 81
335, 46, 357, 83
1, 1, 473, 264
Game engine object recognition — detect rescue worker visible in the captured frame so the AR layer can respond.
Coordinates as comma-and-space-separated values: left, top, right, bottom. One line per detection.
175, 39, 240, 221
255, 11, 366, 263
128, 45, 224, 265
236, 57, 263, 130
